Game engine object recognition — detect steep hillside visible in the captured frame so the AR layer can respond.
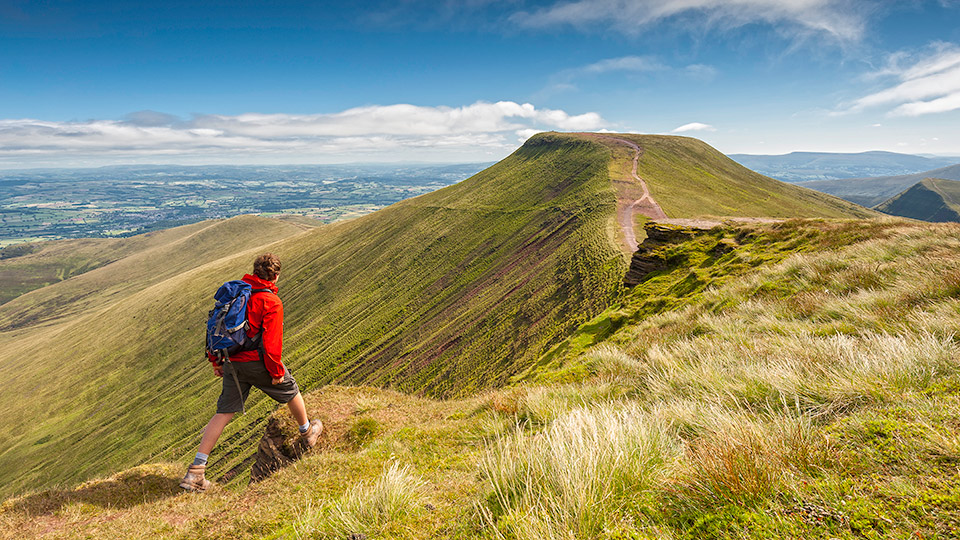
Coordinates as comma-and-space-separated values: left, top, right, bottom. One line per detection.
5, 219, 960, 540
798, 164, 960, 207
875, 177, 960, 222
0, 133, 625, 498
0, 132, 873, 500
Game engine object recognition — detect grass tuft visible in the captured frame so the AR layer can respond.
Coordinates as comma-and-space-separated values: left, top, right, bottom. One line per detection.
294, 462, 425, 539
481, 403, 680, 539
345, 417, 381, 448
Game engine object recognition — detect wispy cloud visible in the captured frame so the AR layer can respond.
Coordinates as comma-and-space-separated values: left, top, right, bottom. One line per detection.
542, 55, 717, 96
671, 122, 717, 133
510, 0, 869, 42
568, 55, 667, 76
684, 64, 720, 81
848, 43, 960, 116
0, 101, 607, 167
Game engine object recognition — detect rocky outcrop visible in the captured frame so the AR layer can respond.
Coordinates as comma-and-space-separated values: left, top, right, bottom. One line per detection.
623, 222, 702, 286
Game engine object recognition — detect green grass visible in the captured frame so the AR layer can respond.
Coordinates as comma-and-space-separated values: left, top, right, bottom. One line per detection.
478, 218, 960, 539
0, 132, 878, 516
0, 221, 245, 306
0, 386, 496, 540
4, 218, 960, 539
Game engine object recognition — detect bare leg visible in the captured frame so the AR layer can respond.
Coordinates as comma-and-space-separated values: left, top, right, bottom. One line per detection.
286, 392, 309, 426
197, 412, 235, 455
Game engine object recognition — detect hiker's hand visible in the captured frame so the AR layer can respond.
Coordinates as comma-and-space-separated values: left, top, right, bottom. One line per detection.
213, 364, 223, 378
271, 376, 284, 385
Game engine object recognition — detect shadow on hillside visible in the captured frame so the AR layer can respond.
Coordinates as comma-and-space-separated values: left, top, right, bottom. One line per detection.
3, 468, 181, 516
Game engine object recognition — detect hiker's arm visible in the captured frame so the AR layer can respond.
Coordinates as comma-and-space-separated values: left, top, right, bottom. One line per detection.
206, 351, 223, 377
260, 300, 285, 379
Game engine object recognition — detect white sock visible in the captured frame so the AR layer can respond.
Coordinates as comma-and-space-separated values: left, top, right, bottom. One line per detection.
299, 421, 311, 433
192, 452, 208, 466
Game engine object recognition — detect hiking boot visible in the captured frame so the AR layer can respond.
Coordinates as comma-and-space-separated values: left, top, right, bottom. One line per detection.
179, 464, 212, 492
301, 419, 323, 448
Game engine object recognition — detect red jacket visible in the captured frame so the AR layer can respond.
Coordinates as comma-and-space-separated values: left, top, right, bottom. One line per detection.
210, 273, 285, 379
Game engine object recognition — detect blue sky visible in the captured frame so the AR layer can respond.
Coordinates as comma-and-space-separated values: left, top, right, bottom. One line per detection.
1, 0, 959, 167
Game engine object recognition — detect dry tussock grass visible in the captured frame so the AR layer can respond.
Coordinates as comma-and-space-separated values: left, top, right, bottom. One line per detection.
480, 222, 960, 538
481, 403, 680, 539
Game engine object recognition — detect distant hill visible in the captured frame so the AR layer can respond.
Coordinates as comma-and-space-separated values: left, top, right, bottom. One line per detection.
797, 164, 960, 207
874, 177, 960, 222
729, 151, 959, 183
0, 218, 312, 308
0, 132, 873, 498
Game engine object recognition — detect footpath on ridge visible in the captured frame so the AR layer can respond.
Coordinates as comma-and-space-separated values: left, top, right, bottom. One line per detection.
591, 136, 667, 251
588, 135, 787, 251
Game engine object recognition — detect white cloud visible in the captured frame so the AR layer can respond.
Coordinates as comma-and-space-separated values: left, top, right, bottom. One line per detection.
516, 128, 542, 141
510, 0, 868, 41
848, 43, 960, 117
891, 92, 960, 116
0, 101, 607, 167
672, 122, 717, 133
191, 101, 603, 137
545, 56, 666, 90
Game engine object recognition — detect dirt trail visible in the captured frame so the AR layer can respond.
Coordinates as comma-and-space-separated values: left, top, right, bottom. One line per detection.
592, 136, 667, 251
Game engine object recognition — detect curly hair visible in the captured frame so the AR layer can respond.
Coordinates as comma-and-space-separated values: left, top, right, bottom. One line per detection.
253, 253, 281, 281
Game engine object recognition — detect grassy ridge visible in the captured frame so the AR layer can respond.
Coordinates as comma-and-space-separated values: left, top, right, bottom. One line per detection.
277, 133, 626, 397
0, 215, 311, 330
876, 177, 960, 222
0, 222, 218, 306
479, 218, 960, 539
5, 219, 960, 539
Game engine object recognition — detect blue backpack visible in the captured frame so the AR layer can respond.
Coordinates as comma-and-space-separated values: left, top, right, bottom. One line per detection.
205, 280, 272, 360
205, 280, 272, 415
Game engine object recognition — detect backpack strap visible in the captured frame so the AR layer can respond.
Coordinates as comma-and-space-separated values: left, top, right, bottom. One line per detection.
248, 288, 275, 364
222, 350, 247, 415
246, 288, 274, 338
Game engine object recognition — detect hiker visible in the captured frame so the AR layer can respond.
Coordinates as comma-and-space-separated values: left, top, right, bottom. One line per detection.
180, 253, 322, 492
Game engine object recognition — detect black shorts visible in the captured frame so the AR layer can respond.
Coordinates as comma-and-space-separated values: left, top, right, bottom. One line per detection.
216, 360, 300, 414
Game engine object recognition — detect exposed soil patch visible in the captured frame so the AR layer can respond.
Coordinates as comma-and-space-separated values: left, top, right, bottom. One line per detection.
659, 217, 784, 228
